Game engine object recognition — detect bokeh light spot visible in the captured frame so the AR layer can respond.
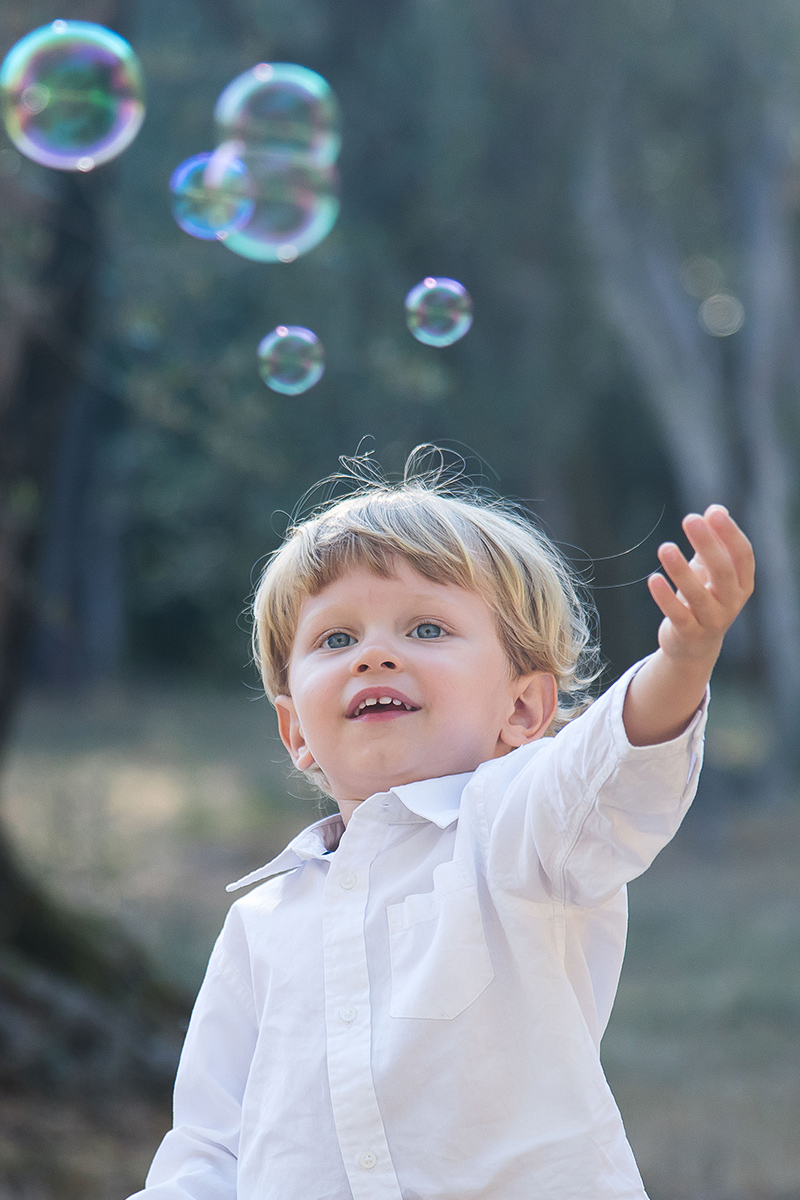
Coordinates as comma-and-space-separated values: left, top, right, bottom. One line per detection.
699, 293, 745, 337
680, 255, 726, 299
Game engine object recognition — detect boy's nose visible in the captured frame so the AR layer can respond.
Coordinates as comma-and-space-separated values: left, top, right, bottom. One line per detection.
351, 640, 399, 673
355, 658, 397, 672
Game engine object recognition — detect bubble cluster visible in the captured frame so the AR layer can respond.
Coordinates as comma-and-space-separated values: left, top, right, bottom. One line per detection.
210, 144, 338, 262
170, 62, 341, 265
257, 326, 324, 394
405, 277, 473, 347
0, 20, 145, 171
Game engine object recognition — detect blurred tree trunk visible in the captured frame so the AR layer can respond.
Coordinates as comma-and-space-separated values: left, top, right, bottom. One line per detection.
578, 10, 800, 783
0, 4, 187, 1095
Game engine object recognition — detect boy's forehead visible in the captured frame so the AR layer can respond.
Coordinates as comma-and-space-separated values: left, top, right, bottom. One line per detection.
294, 560, 487, 621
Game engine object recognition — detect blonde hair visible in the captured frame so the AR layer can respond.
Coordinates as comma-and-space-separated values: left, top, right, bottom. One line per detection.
252, 448, 601, 781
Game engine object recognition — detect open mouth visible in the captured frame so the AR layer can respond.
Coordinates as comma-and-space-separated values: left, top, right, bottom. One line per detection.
347, 692, 420, 719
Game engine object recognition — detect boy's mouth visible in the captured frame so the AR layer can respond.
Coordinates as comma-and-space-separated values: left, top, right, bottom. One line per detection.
347, 688, 420, 719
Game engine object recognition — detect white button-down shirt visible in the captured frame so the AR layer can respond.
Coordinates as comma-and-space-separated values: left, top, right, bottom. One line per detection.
132, 658, 707, 1200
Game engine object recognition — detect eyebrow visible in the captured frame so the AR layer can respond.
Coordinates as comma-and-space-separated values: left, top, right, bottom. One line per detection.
297, 587, 474, 631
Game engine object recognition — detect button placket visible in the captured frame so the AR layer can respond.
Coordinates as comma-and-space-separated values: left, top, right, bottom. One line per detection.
323, 808, 403, 1200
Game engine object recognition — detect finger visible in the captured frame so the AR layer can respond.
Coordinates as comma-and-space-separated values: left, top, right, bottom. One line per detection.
680, 513, 739, 595
656, 541, 720, 615
703, 505, 755, 593
647, 571, 699, 629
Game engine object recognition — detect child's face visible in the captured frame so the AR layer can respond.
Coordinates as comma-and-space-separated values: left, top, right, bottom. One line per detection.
275, 560, 556, 815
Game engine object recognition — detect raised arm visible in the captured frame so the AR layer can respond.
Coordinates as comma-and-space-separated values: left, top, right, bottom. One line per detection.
622, 504, 755, 746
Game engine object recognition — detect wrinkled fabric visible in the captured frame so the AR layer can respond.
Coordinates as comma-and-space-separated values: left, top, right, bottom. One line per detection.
130, 656, 707, 1200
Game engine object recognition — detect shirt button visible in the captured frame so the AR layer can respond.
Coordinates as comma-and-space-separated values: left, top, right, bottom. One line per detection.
339, 871, 357, 890
359, 1151, 377, 1170
338, 1006, 356, 1023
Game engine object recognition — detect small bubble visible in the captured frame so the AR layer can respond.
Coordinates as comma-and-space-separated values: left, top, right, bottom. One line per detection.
405, 277, 473, 347
699, 293, 745, 337
51, 20, 68, 34
76, 155, 95, 171
277, 243, 298, 262
169, 150, 255, 241
258, 326, 324, 394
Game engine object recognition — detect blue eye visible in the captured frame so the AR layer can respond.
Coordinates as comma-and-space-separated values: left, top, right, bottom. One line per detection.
324, 631, 355, 649
412, 622, 443, 639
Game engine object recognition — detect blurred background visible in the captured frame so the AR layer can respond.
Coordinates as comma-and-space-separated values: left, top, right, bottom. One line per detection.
1, 0, 799, 1196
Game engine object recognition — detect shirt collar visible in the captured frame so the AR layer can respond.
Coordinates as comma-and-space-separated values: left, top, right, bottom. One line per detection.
227, 812, 344, 892
389, 770, 473, 828
227, 769, 474, 892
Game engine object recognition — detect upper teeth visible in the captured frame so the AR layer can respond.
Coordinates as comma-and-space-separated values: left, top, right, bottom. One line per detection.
354, 696, 413, 716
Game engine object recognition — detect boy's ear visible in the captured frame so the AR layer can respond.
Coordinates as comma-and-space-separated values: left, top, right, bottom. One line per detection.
275, 695, 316, 772
499, 672, 558, 749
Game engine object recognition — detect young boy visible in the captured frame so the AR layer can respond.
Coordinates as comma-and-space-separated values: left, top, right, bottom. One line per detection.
130, 452, 754, 1200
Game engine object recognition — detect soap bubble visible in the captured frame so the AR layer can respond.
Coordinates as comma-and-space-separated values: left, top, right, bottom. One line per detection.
169, 150, 254, 240
205, 63, 342, 261
405, 277, 473, 347
258, 326, 324, 395
0, 20, 145, 171
215, 63, 340, 166
213, 143, 339, 262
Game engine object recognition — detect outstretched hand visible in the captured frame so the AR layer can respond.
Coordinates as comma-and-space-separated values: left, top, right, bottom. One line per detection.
622, 505, 754, 746
647, 505, 755, 667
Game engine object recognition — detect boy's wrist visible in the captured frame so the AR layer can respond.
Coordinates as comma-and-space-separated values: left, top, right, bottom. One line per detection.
622, 647, 712, 747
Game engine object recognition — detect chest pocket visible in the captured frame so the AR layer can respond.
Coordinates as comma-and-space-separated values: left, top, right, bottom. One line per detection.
386, 858, 494, 1019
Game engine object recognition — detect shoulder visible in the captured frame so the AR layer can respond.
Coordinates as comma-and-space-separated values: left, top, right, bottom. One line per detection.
470, 738, 554, 794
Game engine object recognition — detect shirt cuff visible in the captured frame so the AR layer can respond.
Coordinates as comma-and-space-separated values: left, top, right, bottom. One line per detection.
607, 654, 710, 760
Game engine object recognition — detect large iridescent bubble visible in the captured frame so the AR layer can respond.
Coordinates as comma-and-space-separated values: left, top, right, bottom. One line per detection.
169, 150, 254, 241
212, 142, 339, 262
0, 20, 145, 171
405, 277, 473, 347
214, 63, 340, 166
258, 326, 324, 395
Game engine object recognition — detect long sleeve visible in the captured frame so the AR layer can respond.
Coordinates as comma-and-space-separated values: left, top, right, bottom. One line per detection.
485, 656, 707, 906
127, 910, 258, 1199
